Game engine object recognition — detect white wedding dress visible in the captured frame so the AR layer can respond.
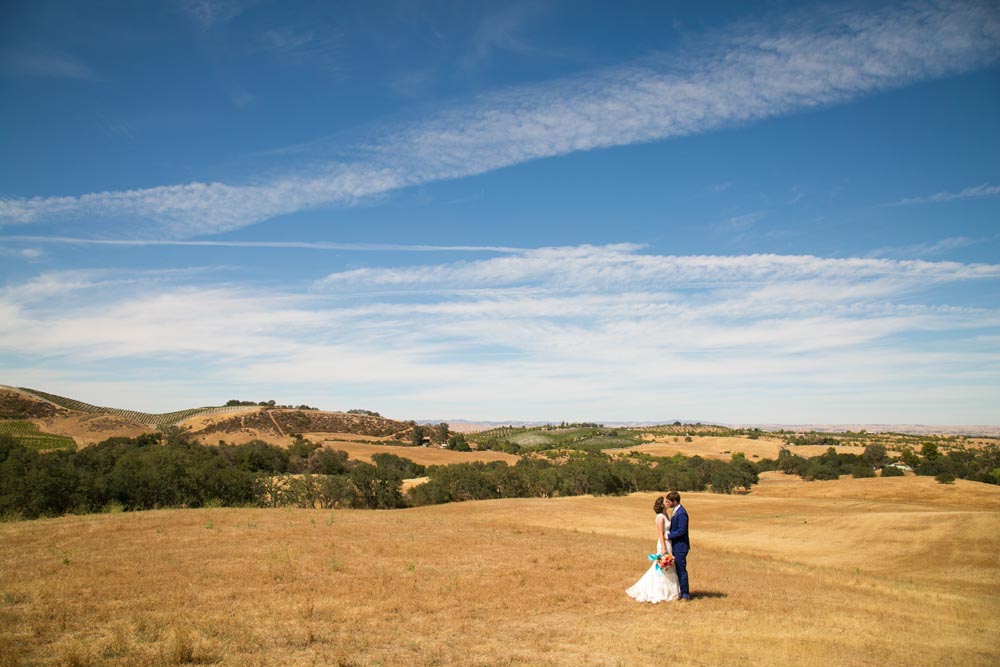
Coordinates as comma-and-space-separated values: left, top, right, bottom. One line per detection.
625, 512, 681, 604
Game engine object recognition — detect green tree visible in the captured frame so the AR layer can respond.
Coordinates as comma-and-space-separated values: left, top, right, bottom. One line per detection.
227, 440, 289, 473
804, 461, 840, 481
863, 443, 888, 469
447, 433, 470, 451
307, 448, 350, 475
372, 453, 425, 478
731, 457, 759, 491
777, 448, 809, 476
709, 465, 740, 494
349, 463, 404, 509
921, 442, 941, 461
850, 463, 876, 478
899, 446, 921, 469
320, 474, 360, 508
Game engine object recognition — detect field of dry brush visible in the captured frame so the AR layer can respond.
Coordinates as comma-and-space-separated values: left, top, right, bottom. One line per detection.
1, 475, 997, 667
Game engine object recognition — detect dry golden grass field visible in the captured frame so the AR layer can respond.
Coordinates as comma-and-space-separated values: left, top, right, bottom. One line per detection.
309, 437, 522, 467
1, 475, 998, 667
622, 435, 785, 459
29, 414, 152, 446
621, 435, 876, 461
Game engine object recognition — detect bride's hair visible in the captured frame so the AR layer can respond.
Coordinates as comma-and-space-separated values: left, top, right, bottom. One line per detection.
653, 496, 666, 514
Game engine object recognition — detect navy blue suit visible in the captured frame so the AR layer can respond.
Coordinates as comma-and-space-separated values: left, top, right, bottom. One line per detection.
667, 504, 691, 599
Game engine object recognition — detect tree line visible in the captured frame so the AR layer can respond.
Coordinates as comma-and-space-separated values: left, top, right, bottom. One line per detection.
762, 443, 1000, 484
6, 430, 994, 521
407, 451, 758, 505
0, 431, 759, 520
0, 430, 423, 519
225, 399, 319, 410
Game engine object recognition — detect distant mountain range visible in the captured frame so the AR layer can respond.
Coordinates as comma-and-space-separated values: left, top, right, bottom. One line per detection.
5, 384, 997, 438
730, 423, 1000, 437
434, 419, 1000, 437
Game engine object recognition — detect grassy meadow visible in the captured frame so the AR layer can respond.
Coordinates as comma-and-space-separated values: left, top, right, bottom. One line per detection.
621, 435, 873, 461
1, 475, 998, 667
308, 437, 521, 467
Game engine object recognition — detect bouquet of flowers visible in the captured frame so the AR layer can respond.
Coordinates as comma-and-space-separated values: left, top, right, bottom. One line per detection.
647, 552, 675, 572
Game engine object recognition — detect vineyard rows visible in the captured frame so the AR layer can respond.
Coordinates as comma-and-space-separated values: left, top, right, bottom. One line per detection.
0, 420, 75, 450
468, 426, 523, 438
16, 388, 257, 428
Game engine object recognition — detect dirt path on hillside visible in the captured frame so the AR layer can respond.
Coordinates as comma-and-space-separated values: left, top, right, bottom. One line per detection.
267, 411, 285, 437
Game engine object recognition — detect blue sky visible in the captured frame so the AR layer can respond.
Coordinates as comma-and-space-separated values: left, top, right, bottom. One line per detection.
1, 0, 999, 425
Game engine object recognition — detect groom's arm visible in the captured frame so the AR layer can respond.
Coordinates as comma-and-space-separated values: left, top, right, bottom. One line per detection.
667, 510, 687, 541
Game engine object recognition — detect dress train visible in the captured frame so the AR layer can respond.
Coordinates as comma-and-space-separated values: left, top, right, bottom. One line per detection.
626, 537, 681, 603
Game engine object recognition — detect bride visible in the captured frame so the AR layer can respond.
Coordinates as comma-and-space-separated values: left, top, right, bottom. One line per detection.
626, 495, 681, 603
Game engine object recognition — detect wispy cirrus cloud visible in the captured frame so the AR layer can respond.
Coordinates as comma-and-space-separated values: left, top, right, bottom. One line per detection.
176, 0, 255, 30
462, 1, 556, 71
2, 1, 998, 238
0, 246, 43, 262
0, 235, 524, 253
315, 244, 1000, 292
0, 47, 102, 80
725, 212, 767, 231
867, 235, 982, 258
4, 246, 999, 421
259, 26, 343, 71
894, 183, 1000, 206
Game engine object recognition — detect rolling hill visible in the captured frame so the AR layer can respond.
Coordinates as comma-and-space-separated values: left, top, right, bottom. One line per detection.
0, 474, 996, 666
0, 387, 418, 448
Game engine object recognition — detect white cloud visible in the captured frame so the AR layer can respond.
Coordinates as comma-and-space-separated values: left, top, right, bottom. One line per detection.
894, 183, 1000, 205
462, 2, 554, 71
177, 0, 255, 30
0, 245, 44, 261
0, 235, 525, 253
725, 212, 767, 231
3, 1, 998, 237
316, 246, 1000, 291
3, 246, 999, 421
0, 48, 101, 80
867, 236, 981, 258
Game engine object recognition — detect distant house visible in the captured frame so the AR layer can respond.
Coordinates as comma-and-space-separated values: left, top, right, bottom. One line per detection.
885, 462, 913, 472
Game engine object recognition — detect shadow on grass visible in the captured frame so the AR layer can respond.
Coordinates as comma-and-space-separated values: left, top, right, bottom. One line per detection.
691, 591, 727, 600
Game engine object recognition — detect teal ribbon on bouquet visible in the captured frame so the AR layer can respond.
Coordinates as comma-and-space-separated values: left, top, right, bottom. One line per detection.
648, 553, 664, 572
648, 552, 674, 573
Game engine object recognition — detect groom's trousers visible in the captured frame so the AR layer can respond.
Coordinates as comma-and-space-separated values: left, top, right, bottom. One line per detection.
674, 549, 690, 599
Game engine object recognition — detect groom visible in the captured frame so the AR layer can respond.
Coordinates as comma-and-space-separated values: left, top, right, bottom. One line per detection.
665, 491, 691, 601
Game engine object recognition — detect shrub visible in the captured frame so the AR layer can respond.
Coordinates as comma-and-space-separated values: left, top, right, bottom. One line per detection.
881, 465, 905, 477
863, 443, 888, 468
935, 471, 956, 484
447, 434, 471, 451
850, 464, 876, 479
776, 448, 810, 476
804, 462, 840, 481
